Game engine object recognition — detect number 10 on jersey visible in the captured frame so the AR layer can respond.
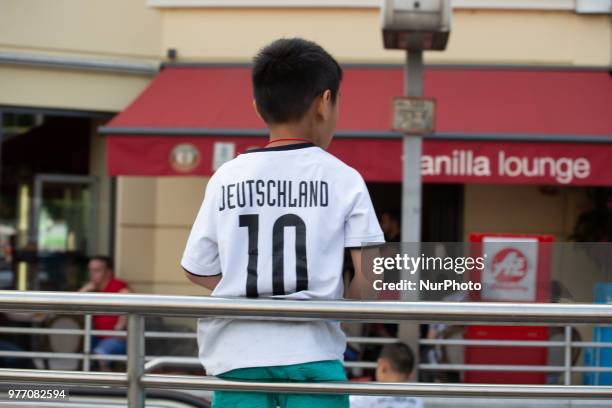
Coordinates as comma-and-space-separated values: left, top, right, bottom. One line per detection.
239, 214, 308, 298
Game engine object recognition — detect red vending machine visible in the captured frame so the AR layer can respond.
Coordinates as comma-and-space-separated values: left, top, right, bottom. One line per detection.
466, 233, 554, 384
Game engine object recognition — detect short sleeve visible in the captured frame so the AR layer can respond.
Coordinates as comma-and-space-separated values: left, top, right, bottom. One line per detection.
344, 172, 385, 248
180, 176, 222, 276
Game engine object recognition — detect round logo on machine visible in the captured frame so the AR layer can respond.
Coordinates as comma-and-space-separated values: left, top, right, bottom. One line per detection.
490, 248, 528, 283
170, 143, 200, 173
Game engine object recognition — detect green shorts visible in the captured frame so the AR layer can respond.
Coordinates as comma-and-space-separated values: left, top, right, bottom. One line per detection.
212, 359, 349, 408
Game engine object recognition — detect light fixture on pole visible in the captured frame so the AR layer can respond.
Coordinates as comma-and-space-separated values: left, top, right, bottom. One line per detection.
380, 0, 452, 379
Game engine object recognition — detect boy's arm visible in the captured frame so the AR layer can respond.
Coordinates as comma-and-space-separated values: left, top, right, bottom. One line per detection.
343, 171, 385, 299
181, 176, 222, 289
184, 269, 222, 291
346, 248, 379, 300
346, 249, 365, 299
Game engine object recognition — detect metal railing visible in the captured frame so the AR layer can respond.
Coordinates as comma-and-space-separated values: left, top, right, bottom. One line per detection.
417, 328, 612, 383
5, 320, 612, 380
0, 318, 394, 369
0, 291, 612, 407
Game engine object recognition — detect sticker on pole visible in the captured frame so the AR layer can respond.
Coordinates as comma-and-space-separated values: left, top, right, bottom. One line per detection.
392, 97, 435, 134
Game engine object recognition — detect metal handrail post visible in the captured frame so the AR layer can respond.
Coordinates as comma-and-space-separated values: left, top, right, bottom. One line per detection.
564, 325, 572, 385
83, 314, 92, 371
127, 314, 145, 408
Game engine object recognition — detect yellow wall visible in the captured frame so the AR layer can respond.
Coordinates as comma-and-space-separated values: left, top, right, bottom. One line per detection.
0, 0, 161, 59
89, 119, 113, 256
160, 8, 611, 66
463, 185, 588, 240
0, 66, 153, 112
0, 0, 162, 112
5, 1, 608, 67
114, 176, 211, 295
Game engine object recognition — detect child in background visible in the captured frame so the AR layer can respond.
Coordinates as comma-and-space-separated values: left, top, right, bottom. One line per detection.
350, 343, 423, 408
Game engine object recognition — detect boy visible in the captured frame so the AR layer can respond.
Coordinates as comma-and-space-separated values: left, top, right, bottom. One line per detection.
181, 38, 384, 408
350, 343, 423, 408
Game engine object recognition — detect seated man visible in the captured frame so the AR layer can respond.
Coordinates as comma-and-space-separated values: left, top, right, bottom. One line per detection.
350, 343, 423, 408
79, 256, 131, 371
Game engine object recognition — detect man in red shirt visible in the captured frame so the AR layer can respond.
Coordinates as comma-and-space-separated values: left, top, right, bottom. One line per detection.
79, 256, 131, 371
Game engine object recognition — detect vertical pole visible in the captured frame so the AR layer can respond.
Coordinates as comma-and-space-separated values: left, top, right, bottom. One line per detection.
399, 49, 424, 380
564, 325, 572, 385
32, 177, 42, 247
0, 110, 3, 211
83, 314, 92, 371
401, 49, 424, 243
127, 314, 145, 408
89, 177, 99, 257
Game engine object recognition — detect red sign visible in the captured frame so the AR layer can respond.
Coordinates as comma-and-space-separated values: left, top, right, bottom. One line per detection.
108, 136, 612, 186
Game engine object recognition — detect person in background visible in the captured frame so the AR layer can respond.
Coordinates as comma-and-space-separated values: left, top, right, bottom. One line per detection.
79, 256, 131, 371
380, 210, 401, 243
350, 343, 423, 408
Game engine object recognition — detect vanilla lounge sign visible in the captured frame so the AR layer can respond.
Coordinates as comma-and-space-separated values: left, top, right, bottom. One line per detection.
420, 140, 606, 186
422, 149, 590, 184
107, 136, 612, 186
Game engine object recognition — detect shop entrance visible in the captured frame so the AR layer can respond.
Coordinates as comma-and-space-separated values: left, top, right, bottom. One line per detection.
367, 182, 464, 242
0, 109, 111, 291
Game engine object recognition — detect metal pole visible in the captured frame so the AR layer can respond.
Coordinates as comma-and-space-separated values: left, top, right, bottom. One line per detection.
127, 314, 145, 408
142, 374, 612, 399
83, 314, 92, 371
2, 368, 612, 399
400, 49, 425, 378
564, 325, 572, 385
0, 110, 3, 211
401, 49, 424, 244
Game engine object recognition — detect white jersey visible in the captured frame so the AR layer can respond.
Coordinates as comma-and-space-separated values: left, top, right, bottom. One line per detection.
350, 395, 424, 408
181, 143, 384, 375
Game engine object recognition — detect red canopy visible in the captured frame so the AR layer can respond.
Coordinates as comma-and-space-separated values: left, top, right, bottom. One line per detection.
102, 65, 612, 185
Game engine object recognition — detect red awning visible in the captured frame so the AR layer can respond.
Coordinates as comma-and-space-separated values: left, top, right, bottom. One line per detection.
103, 66, 612, 185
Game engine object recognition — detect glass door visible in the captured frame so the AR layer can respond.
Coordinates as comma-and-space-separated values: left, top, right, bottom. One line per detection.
31, 174, 98, 290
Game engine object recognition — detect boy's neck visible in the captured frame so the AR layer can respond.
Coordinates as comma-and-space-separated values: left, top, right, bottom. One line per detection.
268, 123, 317, 147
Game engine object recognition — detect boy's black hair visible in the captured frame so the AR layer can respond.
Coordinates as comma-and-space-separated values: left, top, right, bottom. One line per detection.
379, 343, 415, 376
89, 255, 114, 273
252, 38, 343, 124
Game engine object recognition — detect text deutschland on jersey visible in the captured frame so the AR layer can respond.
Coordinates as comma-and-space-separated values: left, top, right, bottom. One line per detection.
219, 180, 329, 211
